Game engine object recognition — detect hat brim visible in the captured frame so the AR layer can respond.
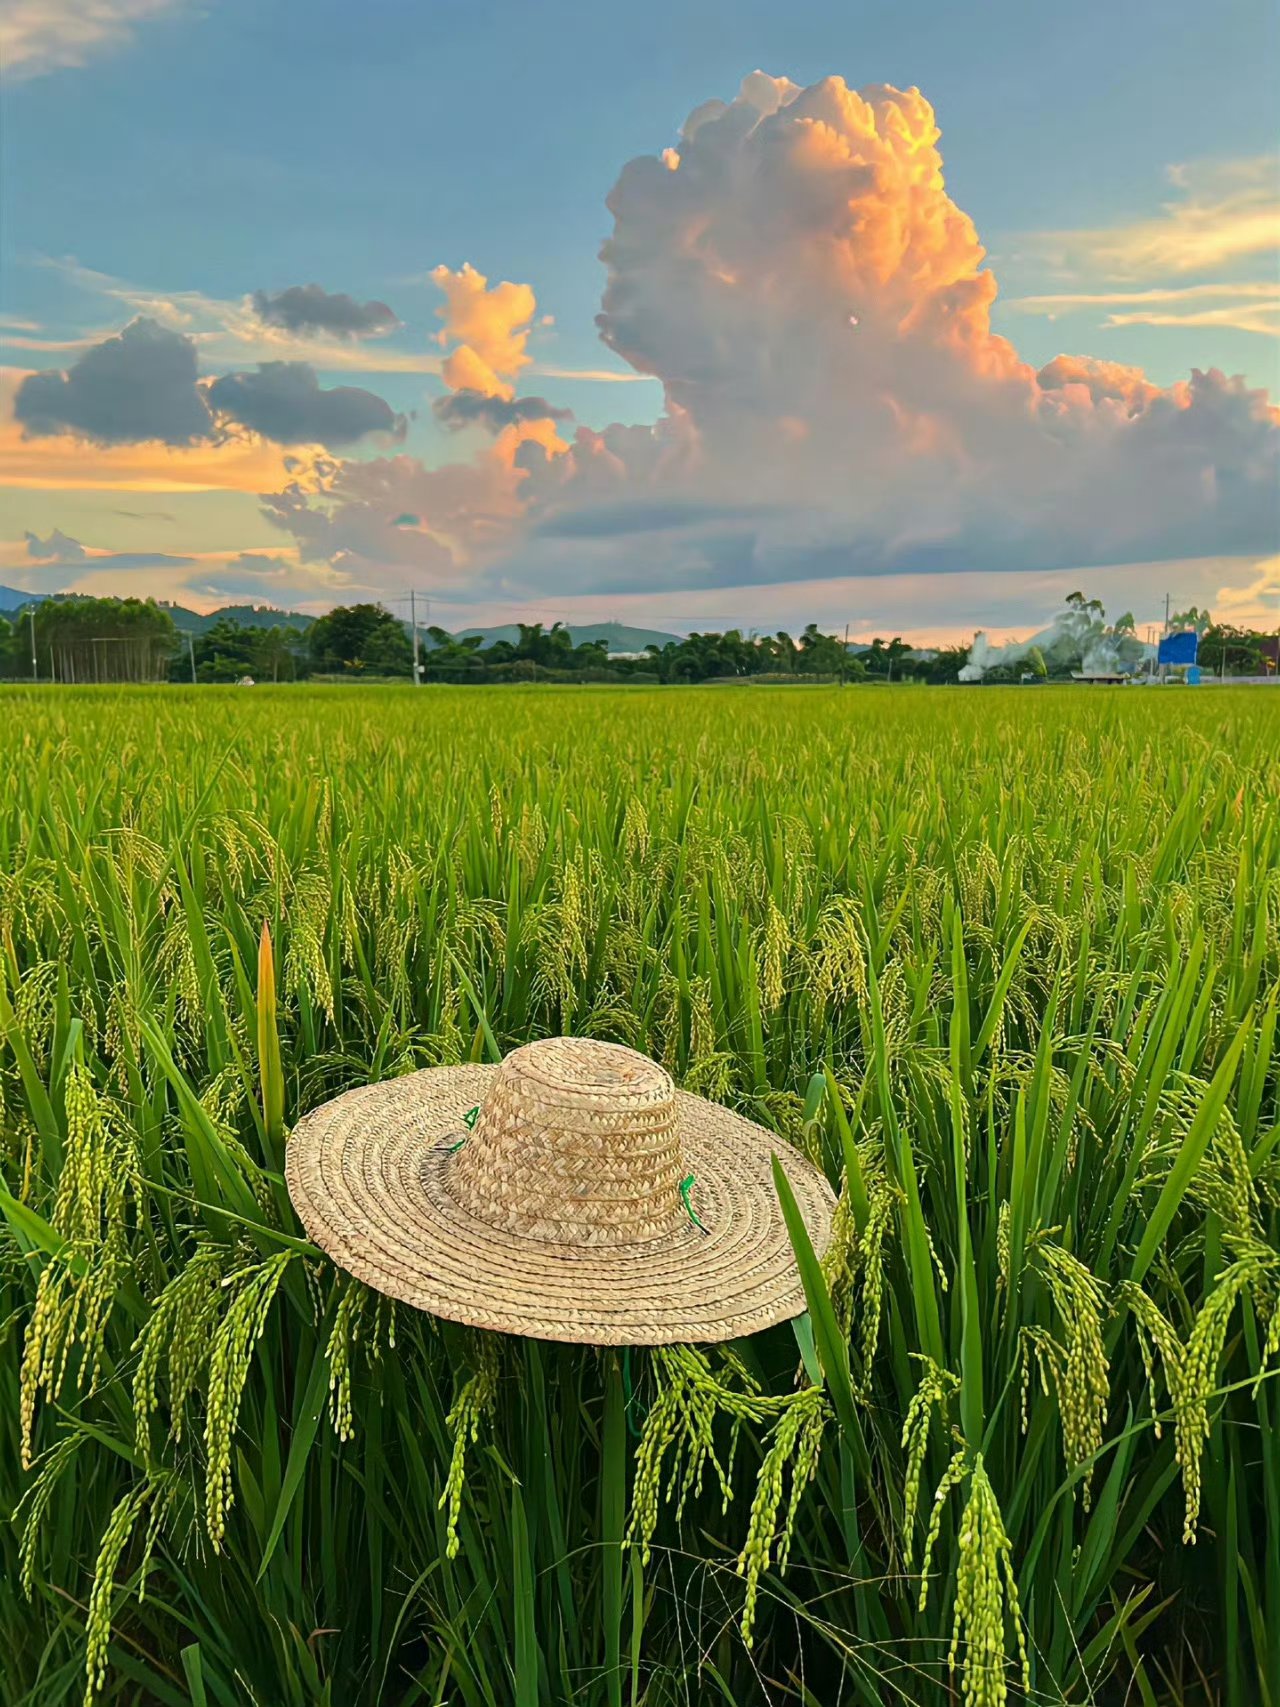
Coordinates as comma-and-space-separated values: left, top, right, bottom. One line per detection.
285, 1065, 837, 1346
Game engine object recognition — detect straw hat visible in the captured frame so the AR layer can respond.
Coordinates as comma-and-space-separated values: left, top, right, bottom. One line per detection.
285, 1036, 837, 1345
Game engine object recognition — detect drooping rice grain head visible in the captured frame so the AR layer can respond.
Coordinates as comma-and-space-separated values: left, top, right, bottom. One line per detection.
205, 1252, 295, 1547
439, 1332, 501, 1558
947, 1456, 1029, 1707
736, 1381, 828, 1646
132, 1243, 225, 1451
83, 1484, 149, 1706
325, 1274, 369, 1441
900, 1357, 959, 1560
1122, 1254, 1278, 1542
1027, 1235, 1110, 1503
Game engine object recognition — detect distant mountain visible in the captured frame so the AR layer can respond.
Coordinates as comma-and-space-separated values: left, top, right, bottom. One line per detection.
1, 589, 312, 633
0, 586, 48, 614
156, 601, 313, 635
445, 620, 683, 653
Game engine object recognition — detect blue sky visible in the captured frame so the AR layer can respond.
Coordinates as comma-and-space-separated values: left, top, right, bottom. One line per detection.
2, 0, 1277, 639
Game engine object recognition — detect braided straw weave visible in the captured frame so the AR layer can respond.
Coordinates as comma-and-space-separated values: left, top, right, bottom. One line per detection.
286, 1037, 836, 1345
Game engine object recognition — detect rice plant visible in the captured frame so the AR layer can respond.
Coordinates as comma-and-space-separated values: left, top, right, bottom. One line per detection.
2, 682, 1277, 1706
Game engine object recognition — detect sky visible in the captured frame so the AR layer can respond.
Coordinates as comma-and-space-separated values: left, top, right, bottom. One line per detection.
1, 0, 1278, 644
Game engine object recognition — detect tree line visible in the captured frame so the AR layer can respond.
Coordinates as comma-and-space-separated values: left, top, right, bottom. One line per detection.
2, 594, 1276, 684
0, 599, 963, 684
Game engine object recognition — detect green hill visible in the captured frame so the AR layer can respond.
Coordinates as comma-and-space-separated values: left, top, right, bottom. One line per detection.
157, 602, 313, 635
0, 586, 48, 614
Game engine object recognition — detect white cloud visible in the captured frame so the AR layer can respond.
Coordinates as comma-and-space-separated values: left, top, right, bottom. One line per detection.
1031, 155, 1280, 279
0, 0, 184, 81
1104, 302, 1280, 337
1215, 556, 1280, 621
1008, 281, 1280, 338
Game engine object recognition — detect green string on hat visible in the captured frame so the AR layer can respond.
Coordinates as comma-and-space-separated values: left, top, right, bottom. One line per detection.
679, 1173, 709, 1235
444, 1105, 481, 1154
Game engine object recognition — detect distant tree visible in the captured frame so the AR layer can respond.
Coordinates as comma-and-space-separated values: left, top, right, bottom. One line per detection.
1200, 623, 1268, 676
169, 618, 305, 683
421, 626, 487, 677
797, 623, 847, 675
0, 616, 27, 679
188, 618, 259, 682
1170, 606, 1213, 636
362, 616, 414, 675
543, 622, 574, 666
1066, 591, 1105, 620
34, 596, 177, 683
308, 603, 412, 675
506, 620, 578, 669
923, 644, 970, 684
862, 636, 912, 679
771, 631, 799, 673
254, 624, 304, 682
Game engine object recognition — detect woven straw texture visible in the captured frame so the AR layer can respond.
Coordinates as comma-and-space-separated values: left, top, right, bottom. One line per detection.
285, 1037, 837, 1345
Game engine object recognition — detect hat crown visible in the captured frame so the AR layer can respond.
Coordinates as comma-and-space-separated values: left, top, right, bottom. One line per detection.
447, 1038, 685, 1246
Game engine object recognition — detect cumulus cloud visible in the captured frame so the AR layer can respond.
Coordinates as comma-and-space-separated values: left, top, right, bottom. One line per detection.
149, 72, 1280, 602
251, 285, 401, 341
15, 317, 213, 445
430, 264, 538, 398
433, 389, 572, 433
207, 362, 407, 446
505, 73, 1277, 592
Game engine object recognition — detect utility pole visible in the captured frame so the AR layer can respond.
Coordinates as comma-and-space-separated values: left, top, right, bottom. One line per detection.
1159, 595, 1171, 686
187, 633, 197, 684
842, 622, 849, 688
411, 589, 421, 686
29, 609, 37, 681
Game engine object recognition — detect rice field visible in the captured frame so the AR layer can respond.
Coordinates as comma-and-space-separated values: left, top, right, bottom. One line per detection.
2, 682, 1278, 1707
